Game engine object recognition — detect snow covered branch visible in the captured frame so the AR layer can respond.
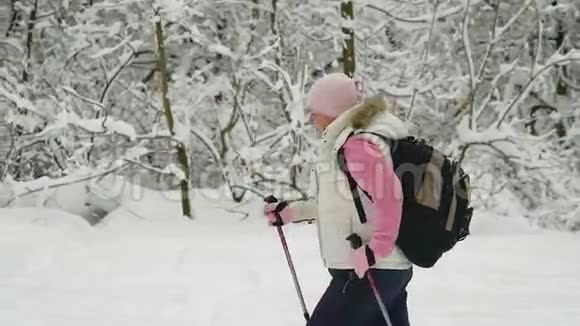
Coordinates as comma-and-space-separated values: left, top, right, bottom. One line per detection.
6, 164, 129, 205
365, 3, 463, 25
407, 0, 440, 120
1, 0, 578, 227
497, 54, 580, 128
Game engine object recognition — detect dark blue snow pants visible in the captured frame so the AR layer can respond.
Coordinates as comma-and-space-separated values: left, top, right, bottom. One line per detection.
307, 268, 413, 326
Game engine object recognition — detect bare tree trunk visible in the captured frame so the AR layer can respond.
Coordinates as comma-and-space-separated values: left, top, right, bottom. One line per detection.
0, 124, 15, 181
5, 0, 19, 37
555, 21, 569, 97
252, 0, 260, 22
270, 0, 290, 121
154, 10, 192, 219
341, 0, 355, 77
270, 0, 299, 187
553, 19, 568, 138
23, 0, 38, 82
219, 105, 239, 159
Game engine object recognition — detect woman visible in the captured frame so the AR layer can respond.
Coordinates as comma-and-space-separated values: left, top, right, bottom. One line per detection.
264, 73, 413, 326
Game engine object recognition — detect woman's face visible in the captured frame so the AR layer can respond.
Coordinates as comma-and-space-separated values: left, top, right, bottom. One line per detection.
311, 113, 334, 132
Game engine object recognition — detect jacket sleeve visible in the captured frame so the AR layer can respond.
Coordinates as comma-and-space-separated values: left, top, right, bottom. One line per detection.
342, 135, 403, 260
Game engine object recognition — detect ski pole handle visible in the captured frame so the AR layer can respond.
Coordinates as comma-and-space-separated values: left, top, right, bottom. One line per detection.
346, 233, 363, 250
264, 195, 287, 227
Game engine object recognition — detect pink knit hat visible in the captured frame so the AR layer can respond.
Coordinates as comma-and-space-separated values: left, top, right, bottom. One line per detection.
307, 73, 364, 118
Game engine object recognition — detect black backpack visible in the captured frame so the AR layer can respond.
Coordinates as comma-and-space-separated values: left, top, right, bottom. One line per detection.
337, 133, 473, 268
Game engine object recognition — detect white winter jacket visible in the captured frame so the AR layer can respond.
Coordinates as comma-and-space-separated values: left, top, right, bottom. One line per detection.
292, 97, 412, 270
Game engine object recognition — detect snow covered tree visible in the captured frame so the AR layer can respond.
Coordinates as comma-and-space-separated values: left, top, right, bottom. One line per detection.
0, 0, 578, 228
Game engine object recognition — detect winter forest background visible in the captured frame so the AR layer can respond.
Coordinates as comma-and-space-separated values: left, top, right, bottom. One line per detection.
1, 0, 579, 229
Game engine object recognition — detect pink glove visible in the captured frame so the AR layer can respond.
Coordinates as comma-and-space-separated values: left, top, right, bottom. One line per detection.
351, 245, 376, 279
264, 201, 295, 226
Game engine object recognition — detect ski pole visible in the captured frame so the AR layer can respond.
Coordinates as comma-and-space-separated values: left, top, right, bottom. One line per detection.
367, 271, 393, 326
264, 195, 310, 322
347, 233, 392, 326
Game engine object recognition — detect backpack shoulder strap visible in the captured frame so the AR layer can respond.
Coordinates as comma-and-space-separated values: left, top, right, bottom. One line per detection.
355, 131, 395, 147
336, 133, 372, 224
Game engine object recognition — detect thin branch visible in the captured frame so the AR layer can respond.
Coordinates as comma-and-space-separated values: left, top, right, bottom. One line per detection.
229, 185, 264, 199
361, 0, 412, 41
461, 0, 476, 128
222, 207, 250, 220
458, 0, 533, 125
231, 75, 254, 143
475, 0, 501, 82
292, 218, 316, 224
134, 133, 178, 143
497, 57, 580, 128
377, 82, 434, 98
0, 40, 22, 52
116, 81, 161, 113
494, 0, 533, 40
297, 29, 334, 43
458, 140, 520, 166
254, 126, 290, 145
98, 48, 136, 103
63, 45, 91, 70
365, 3, 462, 24
558, 66, 580, 92
531, 2, 543, 77
189, 129, 222, 167
13, 138, 47, 153
33, 10, 55, 21
124, 159, 178, 176
0, 86, 50, 120
407, 0, 440, 120
62, 86, 106, 111
85, 47, 136, 162
99, 57, 108, 81
474, 59, 519, 121
253, 172, 308, 200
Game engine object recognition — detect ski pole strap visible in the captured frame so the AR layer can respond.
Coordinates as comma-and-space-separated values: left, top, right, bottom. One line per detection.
337, 142, 370, 224
347, 233, 376, 266
273, 201, 288, 226
264, 195, 289, 226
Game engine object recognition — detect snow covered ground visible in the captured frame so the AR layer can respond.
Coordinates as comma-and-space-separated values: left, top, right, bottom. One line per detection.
1, 192, 579, 326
